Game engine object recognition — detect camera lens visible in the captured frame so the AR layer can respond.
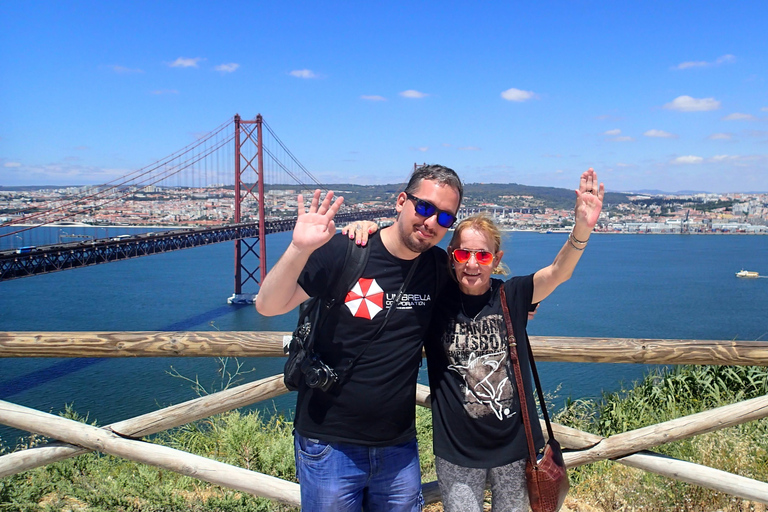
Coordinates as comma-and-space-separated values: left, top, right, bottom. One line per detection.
301, 354, 338, 392
305, 367, 325, 388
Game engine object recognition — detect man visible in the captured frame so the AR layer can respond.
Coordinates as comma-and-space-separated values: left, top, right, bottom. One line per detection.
256, 164, 463, 512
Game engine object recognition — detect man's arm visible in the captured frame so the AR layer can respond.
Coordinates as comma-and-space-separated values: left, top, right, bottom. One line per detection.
255, 190, 343, 316
532, 168, 604, 304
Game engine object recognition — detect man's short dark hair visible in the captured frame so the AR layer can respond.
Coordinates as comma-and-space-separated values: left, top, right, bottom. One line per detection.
404, 164, 464, 207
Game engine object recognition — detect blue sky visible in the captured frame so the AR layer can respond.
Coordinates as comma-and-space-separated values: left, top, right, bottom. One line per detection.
1, 1, 767, 193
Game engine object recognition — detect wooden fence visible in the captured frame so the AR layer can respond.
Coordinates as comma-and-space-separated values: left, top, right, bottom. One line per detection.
1, 332, 768, 507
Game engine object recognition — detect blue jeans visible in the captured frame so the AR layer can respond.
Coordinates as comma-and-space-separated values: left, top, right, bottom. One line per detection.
294, 432, 423, 512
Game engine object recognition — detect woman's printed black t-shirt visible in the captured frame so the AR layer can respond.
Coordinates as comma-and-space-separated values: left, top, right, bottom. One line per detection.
425, 276, 546, 468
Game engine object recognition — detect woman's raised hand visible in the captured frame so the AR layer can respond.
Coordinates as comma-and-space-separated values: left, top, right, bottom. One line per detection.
292, 189, 344, 251
574, 168, 605, 228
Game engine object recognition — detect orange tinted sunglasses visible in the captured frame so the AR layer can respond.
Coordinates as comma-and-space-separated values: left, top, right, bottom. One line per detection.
452, 249, 494, 265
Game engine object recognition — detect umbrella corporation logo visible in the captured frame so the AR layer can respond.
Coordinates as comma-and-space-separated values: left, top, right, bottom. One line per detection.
344, 278, 431, 320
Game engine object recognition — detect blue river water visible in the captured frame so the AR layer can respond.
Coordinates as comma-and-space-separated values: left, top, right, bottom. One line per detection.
1, 228, 767, 447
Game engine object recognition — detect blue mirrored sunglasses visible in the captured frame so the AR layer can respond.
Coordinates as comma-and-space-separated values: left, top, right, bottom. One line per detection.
405, 193, 457, 228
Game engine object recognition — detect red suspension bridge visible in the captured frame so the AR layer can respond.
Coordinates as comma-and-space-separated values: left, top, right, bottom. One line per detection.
0, 114, 394, 300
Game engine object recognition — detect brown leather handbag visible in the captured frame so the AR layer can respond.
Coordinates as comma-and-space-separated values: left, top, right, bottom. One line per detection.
500, 287, 570, 512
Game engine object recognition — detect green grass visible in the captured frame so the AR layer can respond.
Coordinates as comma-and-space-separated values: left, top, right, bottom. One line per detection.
556, 364, 768, 511
2, 365, 767, 511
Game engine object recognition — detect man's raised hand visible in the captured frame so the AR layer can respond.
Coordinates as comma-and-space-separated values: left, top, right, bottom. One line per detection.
292, 190, 344, 251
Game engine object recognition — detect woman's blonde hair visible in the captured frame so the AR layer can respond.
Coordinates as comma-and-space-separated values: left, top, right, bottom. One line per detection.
448, 214, 509, 276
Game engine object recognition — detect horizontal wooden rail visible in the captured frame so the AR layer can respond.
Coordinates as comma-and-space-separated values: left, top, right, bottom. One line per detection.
562, 394, 768, 468
0, 331, 287, 358
2, 332, 768, 366
0, 374, 288, 478
0, 400, 302, 506
616, 450, 768, 503
556, 395, 768, 503
532, 336, 768, 366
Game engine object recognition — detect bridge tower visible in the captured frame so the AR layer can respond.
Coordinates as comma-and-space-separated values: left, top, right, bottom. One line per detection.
228, 114, 267, 304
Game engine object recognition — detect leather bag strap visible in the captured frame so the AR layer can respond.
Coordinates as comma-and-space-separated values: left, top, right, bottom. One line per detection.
500, 285, 556, 466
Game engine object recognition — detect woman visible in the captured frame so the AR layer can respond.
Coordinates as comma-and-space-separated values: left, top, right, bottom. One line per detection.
346, 169, 605, 511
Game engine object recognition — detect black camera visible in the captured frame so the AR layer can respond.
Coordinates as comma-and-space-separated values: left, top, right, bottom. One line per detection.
300, 352, 339, 392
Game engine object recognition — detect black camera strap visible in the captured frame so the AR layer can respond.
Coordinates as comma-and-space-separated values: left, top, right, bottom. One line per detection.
298, 237, 371, 354
337, 255, 421, 379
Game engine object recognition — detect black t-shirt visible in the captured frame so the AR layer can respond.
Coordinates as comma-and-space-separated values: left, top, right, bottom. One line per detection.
425, 275, 545, 468
296, 232, 447, 446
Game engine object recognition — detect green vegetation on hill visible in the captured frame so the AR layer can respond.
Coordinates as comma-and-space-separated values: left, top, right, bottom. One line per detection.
2, 364, 764, 511
462, 183, 630, 210
691, 199, 735, 212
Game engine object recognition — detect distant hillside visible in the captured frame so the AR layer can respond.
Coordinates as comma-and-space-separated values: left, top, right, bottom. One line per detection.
307, 182, 631, 211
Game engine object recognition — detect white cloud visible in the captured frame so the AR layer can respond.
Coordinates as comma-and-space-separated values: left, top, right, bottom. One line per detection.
400, 90, 429, 99
675, 54, 736, 70
722, 112, 756, 121
290, 69, 318, 79
361, 95, 387, 101
169, 57, 203, 68
109, 65, 143, 74
150, 89, 179, 95
672, 155, 704, 164
644, 129, 677, 138
215, 63, 240, 73
663, 95, 721, 112
676, 60, 708, 70
716, 54, 736, 65
762, 107, 768, 112
458, 146, 481, 151
708, 133, 732, 140
500, 88, 537, 102
413, 146, 429, 152
4, 162, 22, 167
711, 154, 739, 162
602, 129, 632, 141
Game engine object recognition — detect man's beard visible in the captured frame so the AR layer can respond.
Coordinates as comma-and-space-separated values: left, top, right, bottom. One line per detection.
398, 221, 435, 254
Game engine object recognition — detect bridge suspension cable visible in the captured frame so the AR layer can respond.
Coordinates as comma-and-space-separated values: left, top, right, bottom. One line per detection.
262, 120, 324, 189
0, 119, 235, 239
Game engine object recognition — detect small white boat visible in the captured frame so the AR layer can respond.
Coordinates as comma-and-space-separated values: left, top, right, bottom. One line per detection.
735, 270, 759, 278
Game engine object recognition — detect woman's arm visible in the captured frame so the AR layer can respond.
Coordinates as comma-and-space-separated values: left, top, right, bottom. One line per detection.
532, 169, 604, 304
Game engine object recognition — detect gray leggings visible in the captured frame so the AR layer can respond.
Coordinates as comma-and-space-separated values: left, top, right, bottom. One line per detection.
435, 456, 529, 512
